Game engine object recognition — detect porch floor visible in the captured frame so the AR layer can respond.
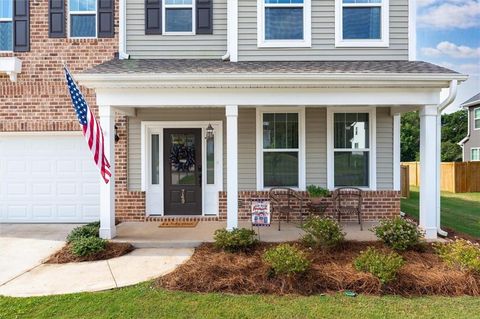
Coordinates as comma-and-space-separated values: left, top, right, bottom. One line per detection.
113, 221, 378, 248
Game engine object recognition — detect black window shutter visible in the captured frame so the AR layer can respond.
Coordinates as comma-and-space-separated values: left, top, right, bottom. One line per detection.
145, 0, 162, 35
13, 0, 30, 52
196, 0, 212, 34
98, 0, 115, 38
49, 0, 66, 38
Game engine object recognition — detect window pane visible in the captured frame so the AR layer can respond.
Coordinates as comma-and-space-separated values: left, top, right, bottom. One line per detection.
152, 135, 160, 185
206, 137, 215, 184
263, 113, 299, 149
287, 113, 299, 148
71, 14, 96, 37
265, 8, 303, 40
264, 152, 298, 187
343, 0, 381, 3
334, 151, 369, 187
334, 113, 369, 149
475, 119, 480, 130
165, 9, 192, 32
471, 149, 480, 161
165, 0, 192, 4
69, 0, 96, 11
0, 21, 12, 51
274, 113, 287, 148
475, 108, 480, 119
265, 0, 303, 3
0, 0, 12, 19
343, 7, 381, 39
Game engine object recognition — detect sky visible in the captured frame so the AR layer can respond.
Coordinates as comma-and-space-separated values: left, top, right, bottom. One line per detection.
416, 0, 480, 112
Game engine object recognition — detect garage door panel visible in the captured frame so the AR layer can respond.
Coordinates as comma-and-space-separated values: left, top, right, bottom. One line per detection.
0, 135, 100, 223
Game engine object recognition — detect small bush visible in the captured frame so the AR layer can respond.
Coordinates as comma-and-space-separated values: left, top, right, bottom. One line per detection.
301, 216, 345, 250
213, 228, 258, 252
66, 222, 100, 243
354, 247, 405, 284
372, 217, 423, 251
435, 239, 480, 273
306, 185, 329, 198
70, 237, 107, 257
263, 244, 311, 276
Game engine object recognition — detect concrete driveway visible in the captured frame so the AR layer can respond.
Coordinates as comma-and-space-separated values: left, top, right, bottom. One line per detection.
0, 224, 77, 286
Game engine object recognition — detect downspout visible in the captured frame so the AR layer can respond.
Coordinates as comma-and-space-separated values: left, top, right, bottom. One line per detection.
436, 79, 458, 237
119, 0, 130, 59
222, 0, 238, 62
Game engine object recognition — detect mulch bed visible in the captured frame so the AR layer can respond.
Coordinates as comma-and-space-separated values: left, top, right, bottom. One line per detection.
45, 242, 134, 264
157, 241, 480, 296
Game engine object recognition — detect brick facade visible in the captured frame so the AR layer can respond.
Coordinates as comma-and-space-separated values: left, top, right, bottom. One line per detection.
219, 191, 401, 222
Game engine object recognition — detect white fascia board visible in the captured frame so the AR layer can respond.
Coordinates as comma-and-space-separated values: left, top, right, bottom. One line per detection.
76, 72, 468, 90
0, 57, 22, 82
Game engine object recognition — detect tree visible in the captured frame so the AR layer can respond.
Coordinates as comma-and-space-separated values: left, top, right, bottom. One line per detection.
400, 110, 467, 162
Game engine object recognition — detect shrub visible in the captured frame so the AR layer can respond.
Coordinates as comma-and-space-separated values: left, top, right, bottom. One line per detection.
213, 228, 258, 252
354, 247, 405, 284
301, 216, 345, 250
263, 244, 311, 276
372, 217, 423, 251
306, 185, 329, 198
435, 239, 480, 273
66, 222, 100, 243
70, 237, 107, 257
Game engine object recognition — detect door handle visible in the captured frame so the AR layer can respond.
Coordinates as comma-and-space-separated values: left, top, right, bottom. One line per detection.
181, 189, 185, 204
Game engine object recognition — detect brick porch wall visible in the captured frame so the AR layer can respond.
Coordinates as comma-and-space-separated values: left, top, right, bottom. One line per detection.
218, 190, 400, 221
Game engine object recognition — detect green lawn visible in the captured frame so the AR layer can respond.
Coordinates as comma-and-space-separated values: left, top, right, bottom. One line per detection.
401, 186, 480, 238
1, 282, 480, 319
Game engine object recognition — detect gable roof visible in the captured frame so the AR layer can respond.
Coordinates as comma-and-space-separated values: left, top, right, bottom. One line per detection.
461, 92, 480, 108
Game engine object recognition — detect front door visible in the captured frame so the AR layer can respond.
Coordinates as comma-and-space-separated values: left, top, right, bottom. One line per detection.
164, 129, 202, 215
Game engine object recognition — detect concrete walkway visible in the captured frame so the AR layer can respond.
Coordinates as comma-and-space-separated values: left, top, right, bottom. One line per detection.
0, 224, 193, 297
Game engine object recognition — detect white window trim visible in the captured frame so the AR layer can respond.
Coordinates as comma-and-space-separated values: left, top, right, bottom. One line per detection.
0, 0, 13, 53
474, 107, 480, 130
256, 107, 306, 191
68, 1, 98, 39
162, 0, 196, 35
471, 147, 480, 161
257, 0, 311, 48
335, 0, 389, 48
326, 107, 377, 190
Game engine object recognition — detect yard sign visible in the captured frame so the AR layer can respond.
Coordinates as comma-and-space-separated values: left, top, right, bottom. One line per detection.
251, 200, 271, 227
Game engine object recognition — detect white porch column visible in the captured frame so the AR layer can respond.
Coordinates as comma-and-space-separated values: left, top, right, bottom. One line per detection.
99, 105, 116, 239
393, 113, 401, 191
226, 105, 238, 230
419, 105, 438, 239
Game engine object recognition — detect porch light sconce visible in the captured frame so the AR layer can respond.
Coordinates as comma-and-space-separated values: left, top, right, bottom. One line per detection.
114, 125, 120, 143
205, 123, 214, 139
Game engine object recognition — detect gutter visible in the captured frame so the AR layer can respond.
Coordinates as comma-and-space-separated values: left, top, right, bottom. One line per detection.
436, 79, 458, 237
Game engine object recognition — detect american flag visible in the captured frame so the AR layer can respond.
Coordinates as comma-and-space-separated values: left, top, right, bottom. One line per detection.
64, 67, 111, 183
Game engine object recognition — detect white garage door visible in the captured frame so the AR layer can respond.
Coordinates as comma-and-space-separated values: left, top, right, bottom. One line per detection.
0, 134, 100, 223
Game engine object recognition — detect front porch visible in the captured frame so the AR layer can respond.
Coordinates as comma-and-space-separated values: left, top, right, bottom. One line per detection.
112, 221, 379, 248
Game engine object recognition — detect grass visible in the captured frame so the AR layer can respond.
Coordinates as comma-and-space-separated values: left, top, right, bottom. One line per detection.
401, 186, 480, 238
1, 282, 480, 319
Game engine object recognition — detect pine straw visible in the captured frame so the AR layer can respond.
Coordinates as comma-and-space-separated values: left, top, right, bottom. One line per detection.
157, 241, 480, 296
45, 242, 134, 264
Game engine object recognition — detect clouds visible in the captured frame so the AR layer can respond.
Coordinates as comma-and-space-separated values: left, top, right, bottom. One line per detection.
418, 0, 480, 29
421, 41, 480, 58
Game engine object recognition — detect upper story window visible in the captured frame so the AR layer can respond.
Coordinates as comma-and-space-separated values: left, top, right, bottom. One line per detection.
0, 0, 13, 51
258, 0, 311, 48
69, 0, 97, 38
164, 0, 194, 34
471, 148, 480, 161
474, 107, 480, 130
335, 0, 389, 47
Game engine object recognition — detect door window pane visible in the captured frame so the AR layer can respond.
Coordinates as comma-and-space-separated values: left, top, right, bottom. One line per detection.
151, 135, 160, 184
264, 152, 299, 187
0, 21, 12, 51
71, 14, 96, 37
169, 134, 196, 185
206, 136, 215, 184
265, 8, 303, 40
334, 151, 369, 186
165, 9, 192, 32
0, 0, 12, 19
343, 7, 381, 39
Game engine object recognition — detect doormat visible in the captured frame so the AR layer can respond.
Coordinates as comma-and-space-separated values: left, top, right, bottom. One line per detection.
158, 220, 199, 228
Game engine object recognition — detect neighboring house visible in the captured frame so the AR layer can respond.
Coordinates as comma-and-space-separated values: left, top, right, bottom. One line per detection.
0, 0, 468, 239
458, 93, 480, 162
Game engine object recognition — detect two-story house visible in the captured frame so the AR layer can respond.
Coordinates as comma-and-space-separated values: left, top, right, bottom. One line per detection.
0, 0, 468, 240
459, 93, 480, 161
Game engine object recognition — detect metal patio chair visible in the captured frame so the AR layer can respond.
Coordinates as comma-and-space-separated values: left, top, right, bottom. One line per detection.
333, 187, 364, 230
268, 187, 305, 231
